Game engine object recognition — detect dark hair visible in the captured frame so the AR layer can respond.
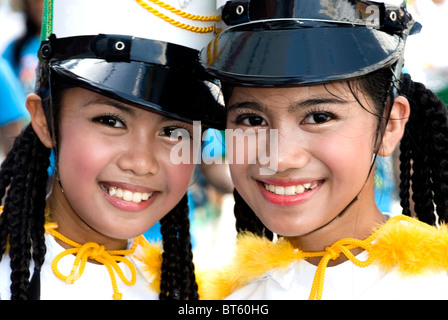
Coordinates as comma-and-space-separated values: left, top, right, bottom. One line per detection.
0, 125, 50, 299
229, 69, 448, 237
0, 89, 199, 300
159, 194, 198, 300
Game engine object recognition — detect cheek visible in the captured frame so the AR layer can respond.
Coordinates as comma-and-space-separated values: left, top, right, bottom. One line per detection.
164, 162, 195, 194
57, 130, 114, 195
315, 132, 375, 184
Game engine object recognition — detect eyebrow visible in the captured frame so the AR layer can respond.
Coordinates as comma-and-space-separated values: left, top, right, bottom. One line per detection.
227, 101, 269, 113
288, 97, 349, 112
228, 98, 348, 114
82, 97, 136, 116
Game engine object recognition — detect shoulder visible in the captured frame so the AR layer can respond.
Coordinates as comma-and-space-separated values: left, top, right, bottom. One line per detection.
132, 236, 163, 294
200, 216, 448, 300
372, 215, 448, 275
199, 233, 300, 300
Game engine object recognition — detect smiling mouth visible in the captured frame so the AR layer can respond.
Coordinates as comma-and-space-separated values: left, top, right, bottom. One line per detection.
101, 185, 153, 203
263, 181, 320, 196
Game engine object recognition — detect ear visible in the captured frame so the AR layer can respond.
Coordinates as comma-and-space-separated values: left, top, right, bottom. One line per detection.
377, 96, 410, 157
26, 93, 54, 148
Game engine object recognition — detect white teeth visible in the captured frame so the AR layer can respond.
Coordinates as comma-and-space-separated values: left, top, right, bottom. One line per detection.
295, 184, 305, 194
264, 182, 319, 196
106, 186, 152, 203
115, 188, 123, 198
122, 190, 133, 201
275, 186, 284, 195
284, 186, 295, 196
109, 187, 117, 196
132, 192, 142, 203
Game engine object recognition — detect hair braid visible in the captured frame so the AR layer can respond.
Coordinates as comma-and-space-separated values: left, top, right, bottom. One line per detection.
159, 194, 198, 300
398, 134, 412, 217
398, 74, 448, 224
233, 189, 273, 240
0, 124, 50, 300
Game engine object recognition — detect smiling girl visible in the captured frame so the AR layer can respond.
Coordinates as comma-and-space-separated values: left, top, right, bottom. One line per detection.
0, 0, 223, 300
200, 0, 448, 300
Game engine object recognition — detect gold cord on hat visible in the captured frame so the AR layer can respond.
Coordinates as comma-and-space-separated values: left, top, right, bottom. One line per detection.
136, 0, 220, 33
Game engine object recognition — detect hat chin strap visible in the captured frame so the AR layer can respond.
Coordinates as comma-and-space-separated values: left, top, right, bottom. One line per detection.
316, 151, 379, 233
327, 87, 394, 226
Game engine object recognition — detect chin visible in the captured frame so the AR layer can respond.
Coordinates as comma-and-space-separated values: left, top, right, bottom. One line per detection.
259, 213, 322, 238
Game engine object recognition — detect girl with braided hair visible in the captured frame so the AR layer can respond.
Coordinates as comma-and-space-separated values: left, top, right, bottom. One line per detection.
0, 0, 224, 300
200, 0, 448, 300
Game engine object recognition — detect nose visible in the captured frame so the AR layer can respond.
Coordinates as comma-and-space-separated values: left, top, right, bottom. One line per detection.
270, 128, 311, 173
116, 134, 160, 176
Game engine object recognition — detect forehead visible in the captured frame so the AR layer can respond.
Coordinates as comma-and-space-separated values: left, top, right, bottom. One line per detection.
58, 87, 172, 120
229, 82, 355, 104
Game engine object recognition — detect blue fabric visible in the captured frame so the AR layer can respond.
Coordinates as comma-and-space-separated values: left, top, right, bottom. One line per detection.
2, 36, 40, 94
0, 58, 27, 126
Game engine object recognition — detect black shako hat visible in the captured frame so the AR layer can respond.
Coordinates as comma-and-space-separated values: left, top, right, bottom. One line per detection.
37, 0, 225, 129
200, 0, 421, 87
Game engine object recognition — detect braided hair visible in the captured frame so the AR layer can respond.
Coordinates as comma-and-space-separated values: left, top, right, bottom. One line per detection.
229, 69, 448, 236
159, 194, 199, 300
0, 89, 199, 300
0, 124, 50, 299
398, 74, 448, 225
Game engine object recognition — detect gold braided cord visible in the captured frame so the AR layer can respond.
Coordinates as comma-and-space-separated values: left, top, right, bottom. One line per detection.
136, 0, 217, 33
45, 222, 139, 300
145, 0, 220, 21
302, 235, 377, 300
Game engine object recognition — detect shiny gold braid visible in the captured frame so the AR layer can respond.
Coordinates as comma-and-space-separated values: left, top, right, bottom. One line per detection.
136, 0, 219, 33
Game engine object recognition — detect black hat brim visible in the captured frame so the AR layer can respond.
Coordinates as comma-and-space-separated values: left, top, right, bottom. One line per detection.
201, 20, 404, 86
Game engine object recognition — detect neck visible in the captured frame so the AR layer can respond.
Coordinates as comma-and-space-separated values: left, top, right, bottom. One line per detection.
285, 183, 386, 266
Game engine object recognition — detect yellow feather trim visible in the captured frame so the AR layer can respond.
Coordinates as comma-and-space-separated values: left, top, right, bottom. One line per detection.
199, 232, 302, 300
372, 216, 448, 276
200, 215, 448, 300
133, 236, 164, 293
132, 236, 209, 298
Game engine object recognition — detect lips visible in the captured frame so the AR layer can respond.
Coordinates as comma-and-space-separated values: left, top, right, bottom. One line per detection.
100, 182, 156, 211
258, 179, 323, 206
263, 182, 320, 196
107, 186, 152, 203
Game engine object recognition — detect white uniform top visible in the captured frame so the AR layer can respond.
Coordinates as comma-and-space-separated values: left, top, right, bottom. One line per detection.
225, 251, 448, 300
0, 233, 158, 300
202, 215, 448, 300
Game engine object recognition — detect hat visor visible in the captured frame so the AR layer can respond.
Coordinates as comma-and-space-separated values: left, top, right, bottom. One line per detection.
201, 21, 404, 86
51, 58, 225, 128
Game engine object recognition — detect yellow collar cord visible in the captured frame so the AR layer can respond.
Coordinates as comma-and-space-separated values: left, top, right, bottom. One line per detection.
301, 236, 376, 300
44, 223, 138, 300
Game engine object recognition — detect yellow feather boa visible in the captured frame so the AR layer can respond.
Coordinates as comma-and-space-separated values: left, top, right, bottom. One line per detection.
133, 237, 208, 298
199, 215, 448, 300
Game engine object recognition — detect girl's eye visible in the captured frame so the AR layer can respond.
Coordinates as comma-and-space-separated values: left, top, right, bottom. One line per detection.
93, 114, 126, 128
302, 112, 335, 125
160, 126, 178, 137
236, 114, 267, 127
159, 126, 192, 140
